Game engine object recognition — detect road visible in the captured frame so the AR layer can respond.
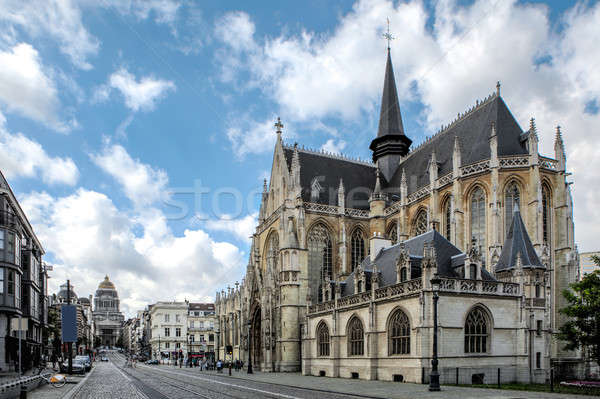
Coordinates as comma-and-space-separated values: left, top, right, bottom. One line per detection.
71, 352, 375, 399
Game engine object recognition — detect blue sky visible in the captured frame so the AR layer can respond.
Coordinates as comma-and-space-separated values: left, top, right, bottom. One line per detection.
0, 0, 598, 316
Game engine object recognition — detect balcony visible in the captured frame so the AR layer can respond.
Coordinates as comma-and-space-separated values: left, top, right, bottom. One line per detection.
0, 210, 18, 229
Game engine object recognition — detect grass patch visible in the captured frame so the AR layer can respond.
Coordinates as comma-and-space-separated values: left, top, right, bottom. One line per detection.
453, 382, 600, 396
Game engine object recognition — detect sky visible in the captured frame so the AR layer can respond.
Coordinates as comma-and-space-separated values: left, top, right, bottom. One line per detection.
0, 0, 598, 317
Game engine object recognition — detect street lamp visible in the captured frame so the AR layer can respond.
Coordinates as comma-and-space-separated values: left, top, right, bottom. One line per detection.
429, 273, 441, 392
247, 320, 253, 374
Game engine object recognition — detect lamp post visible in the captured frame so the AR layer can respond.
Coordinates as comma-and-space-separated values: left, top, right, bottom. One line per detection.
158, 334, 161, 364
429, 273, 441, 392
247, 320, 253, 374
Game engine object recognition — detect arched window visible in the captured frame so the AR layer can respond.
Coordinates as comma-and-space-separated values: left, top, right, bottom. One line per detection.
464, 307, 489, 353
470, 187, 486, 258
400, 267, 408, 282
443, 197, 452, 240
308, 223, 333, 301
351, 228, 365, 272
317, 322, 330, 357
388, 309, 410, 355
348, 317, 364, 356
387, 223, 398, 245
266, 233, 279, 273
413, 210, 428, 236
542, 185, 551, 245
505, 182, 520, 237
469, 264, 477, 280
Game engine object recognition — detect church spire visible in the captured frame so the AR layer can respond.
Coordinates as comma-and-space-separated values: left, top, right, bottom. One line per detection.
370, 43, 412, 182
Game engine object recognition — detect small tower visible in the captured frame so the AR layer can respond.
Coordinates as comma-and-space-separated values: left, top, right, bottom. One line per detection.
369, 48, 412, 181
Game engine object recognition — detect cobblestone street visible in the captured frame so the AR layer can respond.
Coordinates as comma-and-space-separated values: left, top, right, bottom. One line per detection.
26, 352, 590, 399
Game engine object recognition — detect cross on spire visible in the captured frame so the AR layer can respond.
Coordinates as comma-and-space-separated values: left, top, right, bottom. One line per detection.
383, 18, 394, 50
274, 117, 283, 135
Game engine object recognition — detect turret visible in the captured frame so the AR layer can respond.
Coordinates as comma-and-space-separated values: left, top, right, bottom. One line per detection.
369, 49, 412, 181
554, 125, 566, 172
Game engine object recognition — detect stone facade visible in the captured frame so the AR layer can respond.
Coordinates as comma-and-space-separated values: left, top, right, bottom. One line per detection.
149, 301, 188, 361
93, 275, 124, 347
215, 49, 580, 381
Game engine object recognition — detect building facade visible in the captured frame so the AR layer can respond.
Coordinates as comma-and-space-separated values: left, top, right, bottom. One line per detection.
93, 276, 124, 347
187, 303, 216, 361
0, 171, 48, 372
579, 252, 599, 277
216, 48, 580, 381
149, 301, 188, 362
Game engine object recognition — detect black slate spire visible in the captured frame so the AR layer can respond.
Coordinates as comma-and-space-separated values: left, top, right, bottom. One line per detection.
495, 204, 544, 272
370, 49, 412, 182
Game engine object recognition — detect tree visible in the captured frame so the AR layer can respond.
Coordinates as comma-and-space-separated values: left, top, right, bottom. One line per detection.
559, 256, 600, 366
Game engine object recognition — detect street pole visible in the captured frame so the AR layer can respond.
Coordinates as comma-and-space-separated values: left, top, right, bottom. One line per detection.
429, 274, 441, 391
247, 321, 253, 374
67, 280, 73, 375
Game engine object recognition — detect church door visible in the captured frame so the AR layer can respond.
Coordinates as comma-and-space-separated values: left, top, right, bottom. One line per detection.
251, 307, 262, 369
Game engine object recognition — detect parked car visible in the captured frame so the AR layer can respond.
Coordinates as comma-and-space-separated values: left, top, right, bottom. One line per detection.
75, 355, 92, 371
60, 359, 85, 374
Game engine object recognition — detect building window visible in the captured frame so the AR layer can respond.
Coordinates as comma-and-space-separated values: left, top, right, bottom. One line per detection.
387, 223, 398, 245
267, 233, 279, 273
464, 307, 489, 353
164, 314, 170, 322
164, 342, 170, 349
505, 182, 520, 236
444, 197, 452, 240
400, 267, 408, 282
0, 268, 3, 294
0, 230, 4, 249
535, 284, 541, 298
536, 320, 542, 336
308, 223, 333, 301
176, 343, 181, 349
470, 264, 477, 280
351, 228, 365, 272
164, 327, 170, 337
470, 187, 486, 260
536, 352, 541, 369
209, 334, 214, 342
388, 309, 410, 355
190, 335, 195, 342
317, 322, 330, 357
542, 185, 551, 245
413, 210, 427, 236
190, 321, 194, 328
176, 328, 181, 337
348, 317, 364, 356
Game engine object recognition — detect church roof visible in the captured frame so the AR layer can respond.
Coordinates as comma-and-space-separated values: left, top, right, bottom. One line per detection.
98, 275, 116, 290
283, 146, 376, 210
340, 230, 495, 297
495, 205, 544, 272
387, 94, 527, 195
375, 49, 407, 140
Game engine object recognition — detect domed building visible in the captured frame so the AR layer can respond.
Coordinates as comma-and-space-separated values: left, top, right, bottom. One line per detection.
93, 275, 124, 347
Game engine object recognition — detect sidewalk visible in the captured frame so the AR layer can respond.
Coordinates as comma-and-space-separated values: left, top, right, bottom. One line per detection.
154, 365, 588, 399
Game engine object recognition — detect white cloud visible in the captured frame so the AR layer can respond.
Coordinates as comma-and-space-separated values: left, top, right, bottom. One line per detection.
101, 0, 181, 26
19, 187, 245, 317
0, 0, 99, 70
226, 117, 284, 159
0, 43, 75, 132
321, 139, 347, 154
204, 212, 258, 244
216, 0, 600, 251
91, 142, 168, 207
0, 112, 79, 185
97, 68, 176, 112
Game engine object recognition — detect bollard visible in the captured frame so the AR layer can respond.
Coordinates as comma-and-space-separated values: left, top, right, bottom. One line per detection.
229, 362, 232, 376
20, 383, 27, 399
497, 368, 501, 389
550, 368, 554, 392
456, 368, 459, 385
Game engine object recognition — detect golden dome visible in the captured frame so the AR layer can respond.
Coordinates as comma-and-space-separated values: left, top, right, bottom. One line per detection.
98, 275, 115, 290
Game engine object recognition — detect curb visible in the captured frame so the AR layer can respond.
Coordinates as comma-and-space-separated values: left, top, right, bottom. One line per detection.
61, 365, 96, 399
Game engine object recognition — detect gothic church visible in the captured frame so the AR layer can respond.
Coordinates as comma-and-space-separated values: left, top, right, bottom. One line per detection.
216, 47, 580, 384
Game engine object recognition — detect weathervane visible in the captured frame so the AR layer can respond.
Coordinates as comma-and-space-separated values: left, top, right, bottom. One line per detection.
383, 18, 395, 49
275, 117, 283, 135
